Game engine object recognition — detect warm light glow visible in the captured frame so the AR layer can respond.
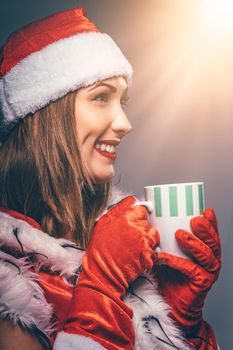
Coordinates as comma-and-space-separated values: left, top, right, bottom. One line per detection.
201, 0, 233, 37
129, 0, 233, 163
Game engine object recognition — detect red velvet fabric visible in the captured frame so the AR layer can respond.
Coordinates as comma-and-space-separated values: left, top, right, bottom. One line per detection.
188, 320, 218, 349
1, 8, 99, 76
63, 196, 160, 350
37, 272, 74, 346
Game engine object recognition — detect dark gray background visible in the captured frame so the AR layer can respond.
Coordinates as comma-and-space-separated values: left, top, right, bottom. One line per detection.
1, 1, 232, 348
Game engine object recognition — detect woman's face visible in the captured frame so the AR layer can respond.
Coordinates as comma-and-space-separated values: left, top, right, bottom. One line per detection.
75, 76, 132, 183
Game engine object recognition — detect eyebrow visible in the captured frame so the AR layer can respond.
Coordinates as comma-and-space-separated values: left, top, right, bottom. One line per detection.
88, 82, 128, 94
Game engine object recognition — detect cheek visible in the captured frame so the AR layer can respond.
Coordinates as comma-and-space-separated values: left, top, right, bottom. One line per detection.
76, 115, 107, 146
74, 102, 114, 181
75, 95, 112, 147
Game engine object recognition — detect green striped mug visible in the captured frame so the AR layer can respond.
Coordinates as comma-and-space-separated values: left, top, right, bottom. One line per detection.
144, 182, 205, 259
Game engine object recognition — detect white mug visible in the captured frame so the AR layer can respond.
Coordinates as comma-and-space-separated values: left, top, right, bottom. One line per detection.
144, 182, 205, 259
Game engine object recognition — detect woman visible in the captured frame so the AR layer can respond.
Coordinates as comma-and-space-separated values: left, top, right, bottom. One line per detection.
0, 7, 221, 350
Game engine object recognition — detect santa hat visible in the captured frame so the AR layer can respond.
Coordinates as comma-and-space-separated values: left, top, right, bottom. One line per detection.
0, 8, 133, 144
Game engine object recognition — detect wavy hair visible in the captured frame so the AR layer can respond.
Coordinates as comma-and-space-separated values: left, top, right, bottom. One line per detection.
0, 92, 111, 248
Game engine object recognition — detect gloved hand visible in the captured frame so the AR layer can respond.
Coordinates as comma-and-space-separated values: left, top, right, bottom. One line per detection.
55, 196, 159, 350
156, 208, 221, 349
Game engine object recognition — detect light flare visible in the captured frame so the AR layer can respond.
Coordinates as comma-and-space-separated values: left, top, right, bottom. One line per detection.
200, 0, 233, 38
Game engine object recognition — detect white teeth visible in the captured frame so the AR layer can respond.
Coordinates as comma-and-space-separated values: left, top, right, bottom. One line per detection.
96, 143, 116, 153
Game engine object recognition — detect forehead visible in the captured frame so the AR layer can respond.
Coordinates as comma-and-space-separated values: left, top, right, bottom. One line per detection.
101, 76, 127, 87
89, 76, 128, 90
76, 76, 128, 98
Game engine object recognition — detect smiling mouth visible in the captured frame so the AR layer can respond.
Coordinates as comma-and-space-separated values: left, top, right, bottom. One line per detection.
95, 142, 117, 160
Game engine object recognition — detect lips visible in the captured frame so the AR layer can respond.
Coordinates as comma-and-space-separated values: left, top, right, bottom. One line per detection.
96, 147, 116, 160
95, 140, 120, 160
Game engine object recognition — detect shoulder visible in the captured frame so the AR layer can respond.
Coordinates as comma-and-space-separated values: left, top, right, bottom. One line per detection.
0, 210, 84, 344
0, 251, 53, 343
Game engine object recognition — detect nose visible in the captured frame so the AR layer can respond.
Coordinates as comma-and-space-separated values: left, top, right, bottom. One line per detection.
111, 108, 132, 137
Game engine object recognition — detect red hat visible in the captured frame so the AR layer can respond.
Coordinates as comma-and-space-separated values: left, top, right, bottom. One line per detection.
0, 8, 133, 144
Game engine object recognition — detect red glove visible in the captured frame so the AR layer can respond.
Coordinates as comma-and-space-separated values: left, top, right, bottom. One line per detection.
156, 208, 221, 349
54, 196, 159, 350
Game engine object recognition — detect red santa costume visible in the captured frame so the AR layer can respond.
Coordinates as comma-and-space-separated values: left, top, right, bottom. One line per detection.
0, 193, 192, 350
0, 8, 220, 350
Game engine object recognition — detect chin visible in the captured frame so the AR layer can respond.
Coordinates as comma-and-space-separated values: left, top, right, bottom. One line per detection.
93, 170, 115, 184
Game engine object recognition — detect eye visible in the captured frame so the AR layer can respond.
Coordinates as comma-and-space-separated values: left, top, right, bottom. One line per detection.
93, 92, 110, 103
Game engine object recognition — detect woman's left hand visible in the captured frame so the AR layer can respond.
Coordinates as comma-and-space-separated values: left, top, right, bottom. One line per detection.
156, 208, 221, 348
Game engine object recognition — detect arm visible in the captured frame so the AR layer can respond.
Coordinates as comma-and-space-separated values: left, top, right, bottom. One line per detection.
54, 196, 160, 350
0, 318, 47, 350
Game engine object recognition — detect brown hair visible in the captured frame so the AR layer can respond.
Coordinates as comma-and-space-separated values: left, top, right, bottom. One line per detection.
0, 92, 111, 249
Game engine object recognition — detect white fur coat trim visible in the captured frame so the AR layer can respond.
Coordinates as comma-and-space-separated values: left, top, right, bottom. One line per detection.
0, 32, 132, 127
54, 332, 107, 350
125, 272, 190, 349
0, 211, 84, 276
0, 251, 53, 334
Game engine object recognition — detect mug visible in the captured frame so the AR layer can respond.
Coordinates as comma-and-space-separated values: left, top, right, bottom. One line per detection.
144, 182, 205, 259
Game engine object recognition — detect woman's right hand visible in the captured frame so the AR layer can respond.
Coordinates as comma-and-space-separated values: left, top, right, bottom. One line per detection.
82, 195, 159, 296
54, 196, 159, 350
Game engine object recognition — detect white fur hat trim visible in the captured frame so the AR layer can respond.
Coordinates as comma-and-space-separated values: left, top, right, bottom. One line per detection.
0, 32, 132, 137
